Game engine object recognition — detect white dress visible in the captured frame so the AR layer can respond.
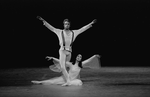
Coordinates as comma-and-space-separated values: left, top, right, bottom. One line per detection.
31, 63, 82, 86
31, 55, 100, 86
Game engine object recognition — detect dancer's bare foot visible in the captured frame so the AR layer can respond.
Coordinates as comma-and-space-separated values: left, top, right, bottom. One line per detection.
31, 81, 42, 84
61, 82, 71, 86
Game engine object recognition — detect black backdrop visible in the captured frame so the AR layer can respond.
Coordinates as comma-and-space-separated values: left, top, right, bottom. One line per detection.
1, 0, 149, 68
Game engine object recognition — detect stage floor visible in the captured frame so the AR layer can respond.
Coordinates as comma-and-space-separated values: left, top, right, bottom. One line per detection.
0, 67, 150, 97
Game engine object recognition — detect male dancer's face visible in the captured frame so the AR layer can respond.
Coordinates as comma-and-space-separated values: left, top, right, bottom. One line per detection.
64, 21, 70, 30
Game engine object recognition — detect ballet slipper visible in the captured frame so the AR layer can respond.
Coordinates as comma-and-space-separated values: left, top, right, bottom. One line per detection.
31, 81, 42, 84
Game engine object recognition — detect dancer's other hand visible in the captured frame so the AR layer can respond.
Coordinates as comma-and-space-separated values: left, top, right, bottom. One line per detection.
92, 19, 97, 24
46, 56, 53, 61
37, 16, 44, 21
95, 54, 100, 58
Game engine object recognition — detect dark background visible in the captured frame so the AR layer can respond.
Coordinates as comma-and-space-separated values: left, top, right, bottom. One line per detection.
1, 0, 149, 68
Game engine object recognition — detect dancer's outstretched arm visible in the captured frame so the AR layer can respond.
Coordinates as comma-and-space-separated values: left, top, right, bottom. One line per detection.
46, 56, 59, 62
73, 19, 96, 37
82, 55, 100, 68
46, 56, 72, 68
37, 16, 61, 33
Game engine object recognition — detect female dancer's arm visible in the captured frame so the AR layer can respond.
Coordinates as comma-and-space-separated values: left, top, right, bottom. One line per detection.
82, 55, 97, 65
46, 56, 59, 61
46, 56, 73, 74
82, 55, 100, 69
46, 56, 61, 72
46, 56, 72, 68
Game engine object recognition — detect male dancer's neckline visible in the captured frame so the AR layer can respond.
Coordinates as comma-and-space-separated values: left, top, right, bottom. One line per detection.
63, 29, 72, 36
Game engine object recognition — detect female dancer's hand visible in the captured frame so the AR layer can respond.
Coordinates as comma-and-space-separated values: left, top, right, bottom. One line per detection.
46, 56, 53, 61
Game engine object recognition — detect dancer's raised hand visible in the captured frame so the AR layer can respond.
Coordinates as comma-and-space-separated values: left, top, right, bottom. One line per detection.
92, 19, 97, 24
89, 19, 97, 26
37, 16, 44, 21
46, 56, 53, 61
95, 54, 100, 58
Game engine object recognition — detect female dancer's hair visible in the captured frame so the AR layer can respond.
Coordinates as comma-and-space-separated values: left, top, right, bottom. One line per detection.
78, 60, 83, 68
75, 54, 83, 68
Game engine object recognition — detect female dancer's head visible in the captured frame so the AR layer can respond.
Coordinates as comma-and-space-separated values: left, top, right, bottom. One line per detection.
76, 54, 82, 61
63, 19, 70, 30
76, 54, 83, 68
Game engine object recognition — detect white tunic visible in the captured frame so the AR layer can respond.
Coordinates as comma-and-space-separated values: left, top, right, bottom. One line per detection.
53, 29, 83, 48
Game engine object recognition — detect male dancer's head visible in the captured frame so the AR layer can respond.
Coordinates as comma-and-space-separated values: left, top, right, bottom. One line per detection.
63, 19, 70, 30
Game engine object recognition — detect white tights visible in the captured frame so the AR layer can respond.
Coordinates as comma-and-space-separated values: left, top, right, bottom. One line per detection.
59, 47, 71, 82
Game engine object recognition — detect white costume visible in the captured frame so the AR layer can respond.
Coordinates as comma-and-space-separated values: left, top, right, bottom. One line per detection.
34, 17, 96, 85
42, 20, 93, 82
32, 55, 100, 86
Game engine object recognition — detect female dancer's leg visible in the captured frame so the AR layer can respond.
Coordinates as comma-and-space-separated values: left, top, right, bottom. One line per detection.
31, 76, 65, 85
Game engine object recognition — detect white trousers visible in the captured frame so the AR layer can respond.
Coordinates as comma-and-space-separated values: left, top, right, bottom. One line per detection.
59, 47, 71, 82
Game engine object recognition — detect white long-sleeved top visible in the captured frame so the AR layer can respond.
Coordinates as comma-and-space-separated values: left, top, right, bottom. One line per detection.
43, 21, 92, 50
53, 29, 81, 49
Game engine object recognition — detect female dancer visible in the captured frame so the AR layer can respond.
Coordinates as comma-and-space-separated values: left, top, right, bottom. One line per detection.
32, 54, 100, 86
37, 16, 96, 83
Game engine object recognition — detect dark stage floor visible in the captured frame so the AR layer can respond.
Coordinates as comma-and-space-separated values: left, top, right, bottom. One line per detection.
0, 67, 150, 97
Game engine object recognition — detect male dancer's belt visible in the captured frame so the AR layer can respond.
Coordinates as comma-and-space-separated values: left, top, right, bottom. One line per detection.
63, 46, 72, 53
